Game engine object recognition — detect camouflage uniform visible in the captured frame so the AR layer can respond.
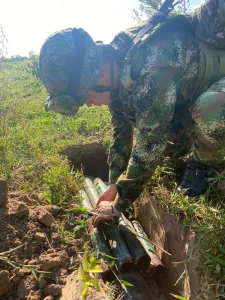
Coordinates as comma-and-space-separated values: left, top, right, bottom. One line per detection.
108, 0, 225, 211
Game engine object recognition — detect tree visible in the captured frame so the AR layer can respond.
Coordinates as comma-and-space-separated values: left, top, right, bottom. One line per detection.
133, 0, 190, 21
0, 25, 8, 60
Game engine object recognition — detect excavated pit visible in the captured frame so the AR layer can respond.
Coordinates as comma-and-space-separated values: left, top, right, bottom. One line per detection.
61, 142, 109, 181
61, 142, 200, 300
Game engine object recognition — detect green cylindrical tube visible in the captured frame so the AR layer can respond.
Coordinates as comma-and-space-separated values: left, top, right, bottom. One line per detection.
84, 177, 99, 209
118, 215, 150, 272
132, 220, 164, 272
93, 177, 108, 196
93, 178, 133, 271
90, 223, 112, 263
103, 219, 133, 271
78, 189, 93, 211
79, 188, 112, 268
132, 220, 155, 253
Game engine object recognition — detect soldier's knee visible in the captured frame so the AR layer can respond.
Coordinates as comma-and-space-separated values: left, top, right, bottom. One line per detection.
190, 85, 225, 124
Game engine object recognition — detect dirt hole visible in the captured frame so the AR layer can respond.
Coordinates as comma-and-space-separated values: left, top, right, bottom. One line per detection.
61, 142, 109, 181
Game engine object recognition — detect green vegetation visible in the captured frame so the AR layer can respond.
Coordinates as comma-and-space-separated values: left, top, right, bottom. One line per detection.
148, 159, 225, 299
0, 58, 111, 199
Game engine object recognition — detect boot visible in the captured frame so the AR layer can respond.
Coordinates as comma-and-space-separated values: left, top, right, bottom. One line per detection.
178, 156, 214, 197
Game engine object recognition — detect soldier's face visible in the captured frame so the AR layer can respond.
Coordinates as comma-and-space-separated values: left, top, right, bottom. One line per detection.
85, 90, 110, 107
85, 63, 111, 107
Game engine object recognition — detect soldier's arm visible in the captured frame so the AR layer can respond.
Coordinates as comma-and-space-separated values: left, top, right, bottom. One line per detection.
108, 102, 133, 184
114, 68, 182, 211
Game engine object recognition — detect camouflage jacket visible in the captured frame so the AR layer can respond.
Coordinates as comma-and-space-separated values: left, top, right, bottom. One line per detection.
108, 0, 225, 211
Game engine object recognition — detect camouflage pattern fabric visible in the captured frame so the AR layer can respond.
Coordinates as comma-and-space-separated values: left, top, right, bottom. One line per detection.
191, 77, 225, 165
192, 0, 225, 49
107, 0, 225, 211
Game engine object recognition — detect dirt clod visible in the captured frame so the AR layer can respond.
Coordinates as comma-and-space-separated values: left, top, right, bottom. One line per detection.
27, 290, 42, 300
35, 232, 46, 241
45, 205, 61, 216
0, 270, 12, 296
38, 253, 61, 271
19, 194, 39, 206
14, 202, 29, 218
44, 284, 62, 297
16, 275, 37, 299
37, 209, 55, 227
0, 179, 8, 206
39, 276, 48, 289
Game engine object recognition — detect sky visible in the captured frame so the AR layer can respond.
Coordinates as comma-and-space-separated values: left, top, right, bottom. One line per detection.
1, 0, 202, 57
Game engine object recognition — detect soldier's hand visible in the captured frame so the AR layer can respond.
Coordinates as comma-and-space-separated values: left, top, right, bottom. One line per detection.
93, 201, 121, 227
96, 184, 117, 206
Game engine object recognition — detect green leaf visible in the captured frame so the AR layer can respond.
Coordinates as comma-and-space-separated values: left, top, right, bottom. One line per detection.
101, 253, 117, 260
212, 256, 225, 267
79, 280, 89, 300
82, 251, 89, 272
89, 256, 97, 268
89, 264, 103, 273
215, 263, 221, 274
78, 265, 88, 282
86, 278, 100, 290
170, 294, 187, 300
81, 286, 88, 297
119, 280, 134, 287
220, 247, 225, 254
109, 260, 116, 268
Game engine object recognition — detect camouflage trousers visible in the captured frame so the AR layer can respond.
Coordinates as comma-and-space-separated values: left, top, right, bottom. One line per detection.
190, 77, 225, 165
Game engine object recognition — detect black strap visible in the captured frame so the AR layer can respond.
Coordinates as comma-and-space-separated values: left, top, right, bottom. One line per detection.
67, 29, 85, 98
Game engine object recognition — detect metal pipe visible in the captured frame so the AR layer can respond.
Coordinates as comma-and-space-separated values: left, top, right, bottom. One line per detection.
90, 223, 112, 264
132, 220, 165, 274
93, 178, 133, 271
93, 177, 108, 196
103, 219, 133, 271
83, 177, 99, 209
118, 214, 150, 272
78, 189, 93, 211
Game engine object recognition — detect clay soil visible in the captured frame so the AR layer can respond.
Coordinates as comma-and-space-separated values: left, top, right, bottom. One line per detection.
0, 180, 102, 300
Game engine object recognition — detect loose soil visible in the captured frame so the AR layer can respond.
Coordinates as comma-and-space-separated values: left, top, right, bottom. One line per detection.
0, 179, 101, 300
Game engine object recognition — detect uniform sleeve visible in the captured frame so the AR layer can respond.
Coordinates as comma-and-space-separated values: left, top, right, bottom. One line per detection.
108, 102, 133, 184
114, 68, 182, 211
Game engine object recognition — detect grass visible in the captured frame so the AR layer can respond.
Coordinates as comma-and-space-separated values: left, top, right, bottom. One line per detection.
148, 158, 225, 299
0, 56, 224, 299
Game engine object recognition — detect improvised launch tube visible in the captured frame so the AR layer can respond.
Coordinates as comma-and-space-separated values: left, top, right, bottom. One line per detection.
118, 214, 150, 272
93, 178, 133, 271
84, 177, 99, 209
90, 223, 112, 264
93, 178, 108, 195
103, 219, 133, 271
132, 220, 165, 273
79, 189, 93, 211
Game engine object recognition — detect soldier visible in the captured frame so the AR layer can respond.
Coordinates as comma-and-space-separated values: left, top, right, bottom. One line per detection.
39, 0, 225, 225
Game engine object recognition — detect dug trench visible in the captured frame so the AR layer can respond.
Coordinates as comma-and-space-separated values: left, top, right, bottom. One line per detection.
61, 142, 201, 300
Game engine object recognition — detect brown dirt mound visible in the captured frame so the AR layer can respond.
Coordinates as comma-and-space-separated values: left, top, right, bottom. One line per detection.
0, 183, 83, 300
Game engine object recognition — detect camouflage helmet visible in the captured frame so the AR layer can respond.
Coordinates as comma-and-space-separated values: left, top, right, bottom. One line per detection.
39, 28, 101, 115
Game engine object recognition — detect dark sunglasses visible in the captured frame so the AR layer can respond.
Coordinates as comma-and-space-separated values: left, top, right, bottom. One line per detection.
91, 85, 111, 93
